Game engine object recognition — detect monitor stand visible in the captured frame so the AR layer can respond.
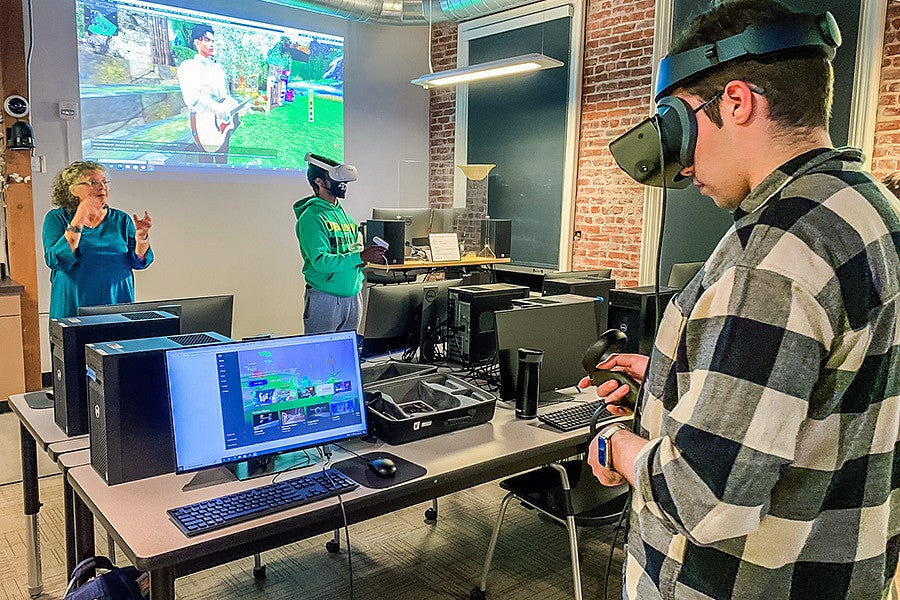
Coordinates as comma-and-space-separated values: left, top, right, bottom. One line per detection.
181, 448, 326, 491
225, 448, 324, 481
538, 389, 570, 406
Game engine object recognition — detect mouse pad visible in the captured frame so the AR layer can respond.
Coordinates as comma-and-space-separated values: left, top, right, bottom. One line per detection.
333, 452, 426, 489
24, 391, 54, 410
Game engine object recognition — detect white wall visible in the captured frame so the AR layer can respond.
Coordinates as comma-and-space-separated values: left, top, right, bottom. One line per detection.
25, 0, 431, 369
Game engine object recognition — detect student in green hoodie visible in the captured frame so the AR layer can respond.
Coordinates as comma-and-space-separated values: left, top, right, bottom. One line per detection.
293, 153, 386, 334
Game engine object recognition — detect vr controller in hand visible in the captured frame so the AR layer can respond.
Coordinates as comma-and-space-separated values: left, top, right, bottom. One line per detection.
581, 329, 639, 410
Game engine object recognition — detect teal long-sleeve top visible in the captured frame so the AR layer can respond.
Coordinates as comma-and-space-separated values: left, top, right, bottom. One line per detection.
42, 206, 154, 319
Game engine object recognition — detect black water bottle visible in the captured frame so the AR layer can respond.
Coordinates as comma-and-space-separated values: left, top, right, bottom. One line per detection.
515, 348, 543, 419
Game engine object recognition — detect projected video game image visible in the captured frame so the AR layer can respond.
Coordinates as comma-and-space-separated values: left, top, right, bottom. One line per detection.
220, 342, 364, 450
76, 0, 344, 173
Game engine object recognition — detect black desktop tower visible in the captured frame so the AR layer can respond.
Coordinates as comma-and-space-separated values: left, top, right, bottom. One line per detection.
480, 219, 512, 258
50, 312, 180, 436
364, 219, 405, 265
447, 283, 530, 365
510, 292, 610, 332
608, 286, 678, 355
85, 332, 231, 484
542, 276, 614, 330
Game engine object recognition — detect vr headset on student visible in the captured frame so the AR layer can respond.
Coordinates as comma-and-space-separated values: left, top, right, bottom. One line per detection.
609, 10, 841, 189
305, 152, 359, 183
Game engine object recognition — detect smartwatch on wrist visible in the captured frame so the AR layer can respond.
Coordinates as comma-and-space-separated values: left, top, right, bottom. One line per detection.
66, 224, 83, 234
596, 423, 629, 471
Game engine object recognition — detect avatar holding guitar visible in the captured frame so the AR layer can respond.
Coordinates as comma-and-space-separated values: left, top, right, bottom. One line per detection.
177, 24, 247, 163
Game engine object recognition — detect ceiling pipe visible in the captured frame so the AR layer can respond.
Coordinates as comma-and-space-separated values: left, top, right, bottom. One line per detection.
255, 0, 539, 25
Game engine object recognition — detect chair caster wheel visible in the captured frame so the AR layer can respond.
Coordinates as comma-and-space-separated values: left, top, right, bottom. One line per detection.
253, 565, 267, 580
325, 540, 340, 553
424, 507, 438, 524
469, 586, 486, 600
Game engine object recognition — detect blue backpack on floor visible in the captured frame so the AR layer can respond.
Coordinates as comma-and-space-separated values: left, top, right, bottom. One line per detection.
64, 556, 147, 600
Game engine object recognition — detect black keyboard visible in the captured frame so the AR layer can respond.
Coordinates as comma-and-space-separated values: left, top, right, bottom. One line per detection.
168, 468, 359, 537
538, 400, 631, 432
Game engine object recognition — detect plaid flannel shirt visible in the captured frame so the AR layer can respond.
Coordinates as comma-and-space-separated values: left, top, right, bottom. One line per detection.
625, 148, 900, 600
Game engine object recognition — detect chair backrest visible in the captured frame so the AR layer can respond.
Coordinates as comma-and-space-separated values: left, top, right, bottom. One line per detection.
666, 261, 704, 289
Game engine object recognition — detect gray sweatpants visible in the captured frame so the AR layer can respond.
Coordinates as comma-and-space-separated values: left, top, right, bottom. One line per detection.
303, 287, 361, 335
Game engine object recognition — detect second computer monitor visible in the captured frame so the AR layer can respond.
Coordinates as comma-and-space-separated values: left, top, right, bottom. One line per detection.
494, 294, 607, 402
79, 294, 234, 337
372, 207, 433, 247
360, 278, 462, 358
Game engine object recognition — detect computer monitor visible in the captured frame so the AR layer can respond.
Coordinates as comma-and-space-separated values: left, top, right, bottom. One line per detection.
667, 261, 704, 289
79, 295, 234, 337
544, 269, 612, 280
494, 295, 606, 402
372, 207, 433, 247
431, 207, 460, 234
166, 331, 367, 476
360, 278, 462, 358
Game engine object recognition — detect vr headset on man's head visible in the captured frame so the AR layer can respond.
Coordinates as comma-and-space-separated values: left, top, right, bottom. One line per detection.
609, 10, 841, 189
305, 152, 359, 183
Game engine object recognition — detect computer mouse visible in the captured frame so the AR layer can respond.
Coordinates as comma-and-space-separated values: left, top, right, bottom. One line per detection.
367, 457, 397, 478
582, 329, 639, 409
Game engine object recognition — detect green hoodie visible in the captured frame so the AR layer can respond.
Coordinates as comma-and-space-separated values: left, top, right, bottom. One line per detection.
293, 195, 364, 297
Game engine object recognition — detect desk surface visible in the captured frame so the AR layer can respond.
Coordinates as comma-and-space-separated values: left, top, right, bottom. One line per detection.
49, 438, 91, 462
365, 255, 510, 271
9, 393, 88, 451
67, 393, 595, 575
58, 448, 91, 471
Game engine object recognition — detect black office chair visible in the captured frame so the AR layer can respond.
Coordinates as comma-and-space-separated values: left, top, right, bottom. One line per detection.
470, 460, 629, 600
666, 261, 704, 290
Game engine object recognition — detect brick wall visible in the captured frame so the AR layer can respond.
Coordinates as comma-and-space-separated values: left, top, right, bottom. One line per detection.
872, 3, 900, 180
429, 4, 900, 286
571, 0, 655, 286
428, 22, 458, 210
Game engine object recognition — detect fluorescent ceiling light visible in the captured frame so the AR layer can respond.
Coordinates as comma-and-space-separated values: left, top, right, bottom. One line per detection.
411, 53, 564, 89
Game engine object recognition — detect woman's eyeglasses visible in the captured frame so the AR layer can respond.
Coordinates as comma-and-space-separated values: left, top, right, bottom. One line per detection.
76, 180, 111, 189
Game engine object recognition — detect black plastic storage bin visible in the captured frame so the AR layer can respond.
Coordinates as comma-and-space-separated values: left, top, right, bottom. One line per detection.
365, 373, 496, 444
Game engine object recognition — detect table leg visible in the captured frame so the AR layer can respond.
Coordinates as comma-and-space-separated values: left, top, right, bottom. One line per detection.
73, 491, 95, 562
149, 566, 176, 600
63, 476, 76, 576
20, 422, 43, 598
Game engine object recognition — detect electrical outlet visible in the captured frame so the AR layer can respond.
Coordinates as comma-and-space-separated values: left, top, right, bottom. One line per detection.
58, 101, 79, 120
31, 155, 46, 173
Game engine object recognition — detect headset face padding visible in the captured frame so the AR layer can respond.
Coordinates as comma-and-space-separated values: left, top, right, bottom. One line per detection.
657, 96, 697, 181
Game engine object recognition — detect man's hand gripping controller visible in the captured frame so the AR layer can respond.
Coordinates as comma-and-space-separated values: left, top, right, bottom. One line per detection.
581, 329, 639, 410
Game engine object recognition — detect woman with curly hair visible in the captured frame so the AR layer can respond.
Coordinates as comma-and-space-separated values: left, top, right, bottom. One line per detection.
42, 161, 154, 318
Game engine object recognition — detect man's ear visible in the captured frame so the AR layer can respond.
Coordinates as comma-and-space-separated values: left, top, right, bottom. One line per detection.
722, 80, 758, 126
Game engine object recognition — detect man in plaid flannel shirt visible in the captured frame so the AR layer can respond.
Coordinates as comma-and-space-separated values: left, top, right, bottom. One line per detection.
584, 1, 900, 598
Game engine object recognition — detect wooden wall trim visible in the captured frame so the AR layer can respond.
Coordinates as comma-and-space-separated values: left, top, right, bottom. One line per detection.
1, 0, 41, 391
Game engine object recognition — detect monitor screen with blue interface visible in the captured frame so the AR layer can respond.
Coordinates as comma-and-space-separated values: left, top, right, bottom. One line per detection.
166, 331, 366, 473
75, 0, 344, 174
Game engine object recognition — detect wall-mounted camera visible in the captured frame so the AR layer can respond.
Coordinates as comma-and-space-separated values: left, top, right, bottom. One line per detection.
4, 95, 35, 150
4, 95, 30, 119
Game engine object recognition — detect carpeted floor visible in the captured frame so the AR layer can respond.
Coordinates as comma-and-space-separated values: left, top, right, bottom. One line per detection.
0, 471, 625, 600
